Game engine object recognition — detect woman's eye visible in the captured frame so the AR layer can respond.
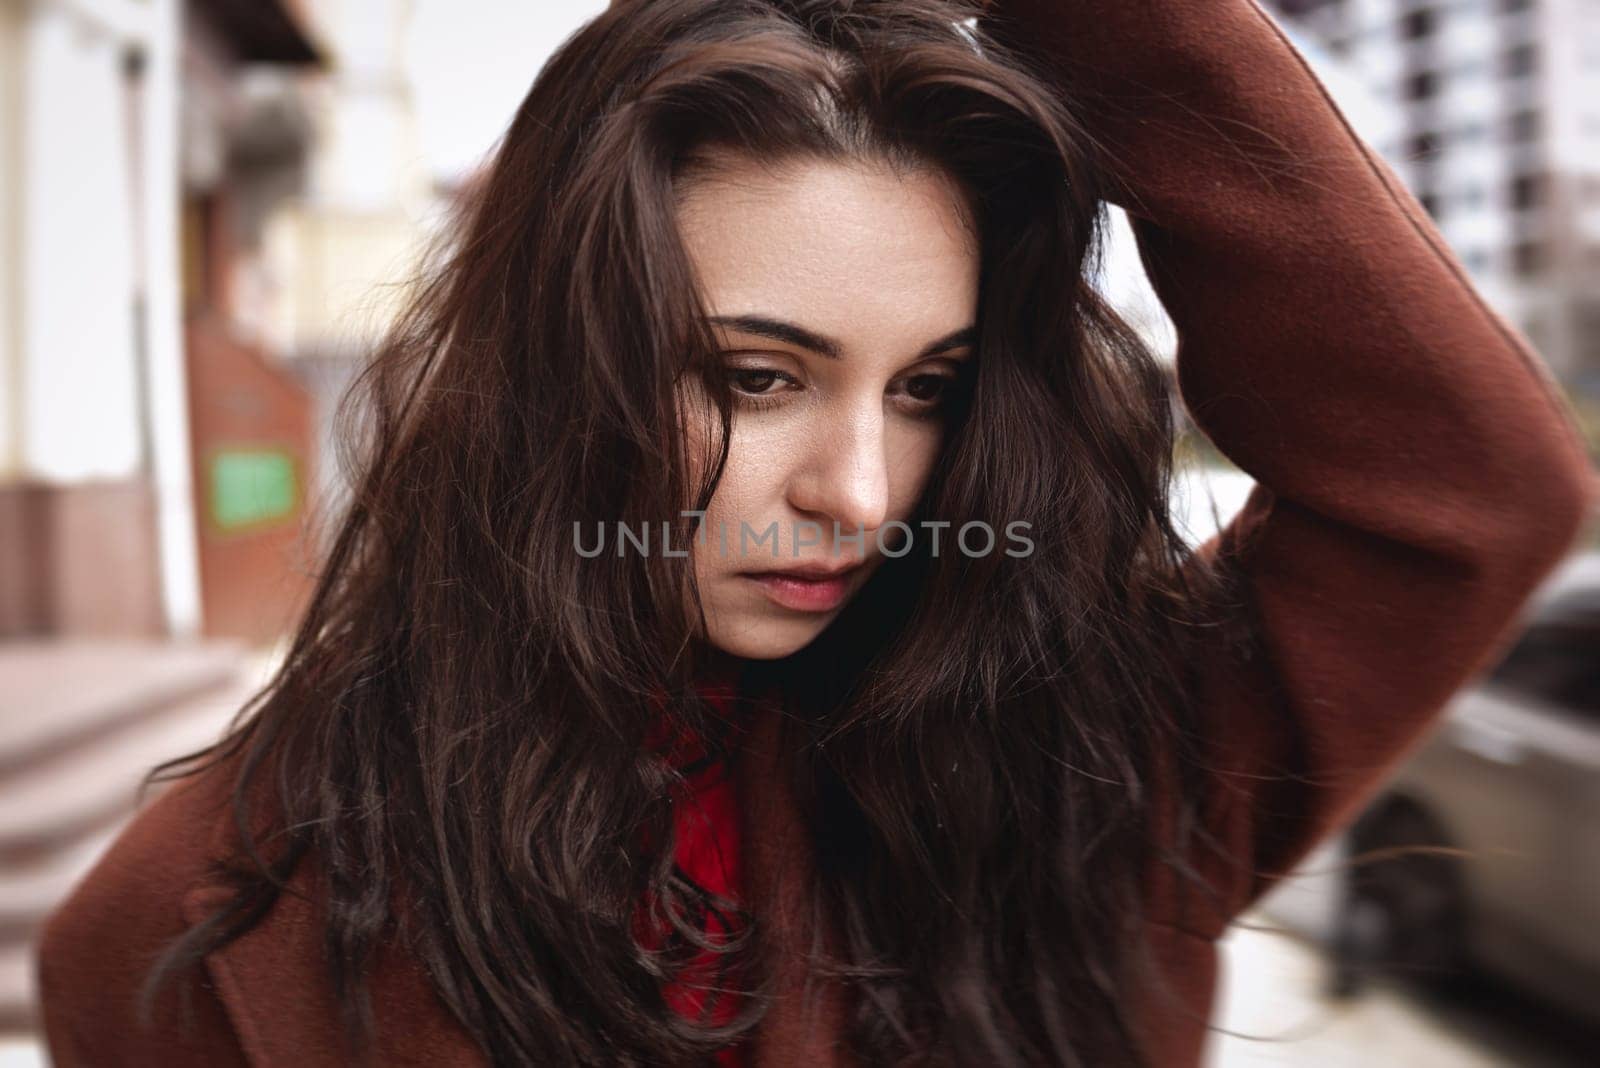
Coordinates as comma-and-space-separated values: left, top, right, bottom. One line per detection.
903, 374, 951, 403
729, 368, 785, 395
719, 363, 963, 414
896, 373, 964, 415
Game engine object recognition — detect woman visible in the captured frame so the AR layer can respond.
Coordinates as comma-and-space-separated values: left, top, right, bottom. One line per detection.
36, 0, 1595, 1065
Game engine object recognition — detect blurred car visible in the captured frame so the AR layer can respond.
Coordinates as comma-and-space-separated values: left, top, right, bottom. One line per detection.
1329, 550, 1600, 1025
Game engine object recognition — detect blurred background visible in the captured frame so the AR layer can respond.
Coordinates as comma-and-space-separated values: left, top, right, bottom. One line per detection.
0, 0, 1596, 1064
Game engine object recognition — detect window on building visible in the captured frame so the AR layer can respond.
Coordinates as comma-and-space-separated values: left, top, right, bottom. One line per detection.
1576, 300, 1600, 364
1404, 69, 1439, 100
1512, 240, 1544, 276
1510, 172, 1546, 210
1276, 0, 1346, 15
1402, 9, 1437, 40
1503, 43, 1538, 78
1408, 130, 1441, 159
1506, 109, 1540, 143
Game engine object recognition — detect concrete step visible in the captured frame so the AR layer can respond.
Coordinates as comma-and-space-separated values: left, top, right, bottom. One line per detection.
0, 640, 247, 780
0, 669, 262, 867
0, 939, 37, 1035
0, 822, 127, 943
0, 641, 285, 1040
0, 1035, 46, 1066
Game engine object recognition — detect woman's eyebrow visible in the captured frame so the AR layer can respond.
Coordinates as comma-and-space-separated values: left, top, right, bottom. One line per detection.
705, 314, 976, 361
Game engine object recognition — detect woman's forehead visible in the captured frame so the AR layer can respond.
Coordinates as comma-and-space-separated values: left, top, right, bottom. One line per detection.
675, 156, 979, 357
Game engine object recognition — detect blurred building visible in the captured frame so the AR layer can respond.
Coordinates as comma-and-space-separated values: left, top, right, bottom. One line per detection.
2, 0, 187, 640
0, 0, 325, 645
0, 0, 477, 1037
0, 0, 436, 1041
179, 0, 324, 645
2, 0, 432, 647
182, 0, 436, 643
1273, 0, 1600, 395
252, 0, 437, 548
0, 0, 325, 1027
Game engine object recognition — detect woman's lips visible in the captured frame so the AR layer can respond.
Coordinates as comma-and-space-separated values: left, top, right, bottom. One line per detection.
743, 569, 858, 612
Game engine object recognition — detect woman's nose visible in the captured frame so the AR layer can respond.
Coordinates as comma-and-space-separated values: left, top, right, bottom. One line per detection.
786, 408, 891, 543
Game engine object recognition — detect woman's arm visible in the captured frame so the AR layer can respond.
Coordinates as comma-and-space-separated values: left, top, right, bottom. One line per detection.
978, 0, 1597, 936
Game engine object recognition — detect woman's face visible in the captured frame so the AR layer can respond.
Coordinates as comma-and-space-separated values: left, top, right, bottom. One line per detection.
674, 152, 980, 660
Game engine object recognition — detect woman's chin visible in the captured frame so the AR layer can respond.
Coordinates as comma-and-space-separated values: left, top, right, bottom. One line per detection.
701, 614, 833, 661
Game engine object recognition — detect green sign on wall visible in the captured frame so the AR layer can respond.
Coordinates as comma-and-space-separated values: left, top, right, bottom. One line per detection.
209, 448, 298, 531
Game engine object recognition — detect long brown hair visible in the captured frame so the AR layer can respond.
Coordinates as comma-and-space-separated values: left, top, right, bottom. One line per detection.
142, 1, 1243, 1063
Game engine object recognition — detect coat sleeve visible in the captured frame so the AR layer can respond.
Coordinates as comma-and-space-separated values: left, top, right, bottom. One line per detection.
977, 0, 1599, 936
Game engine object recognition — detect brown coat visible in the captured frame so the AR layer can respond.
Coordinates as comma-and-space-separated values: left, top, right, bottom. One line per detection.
35, 0, 1598, 1065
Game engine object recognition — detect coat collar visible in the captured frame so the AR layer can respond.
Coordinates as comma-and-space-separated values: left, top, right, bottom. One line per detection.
181, 758, 488, 1067
179, 668, 854, 1066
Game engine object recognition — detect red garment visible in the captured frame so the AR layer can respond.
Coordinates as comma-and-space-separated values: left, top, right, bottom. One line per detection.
639, 666, 753, 1067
